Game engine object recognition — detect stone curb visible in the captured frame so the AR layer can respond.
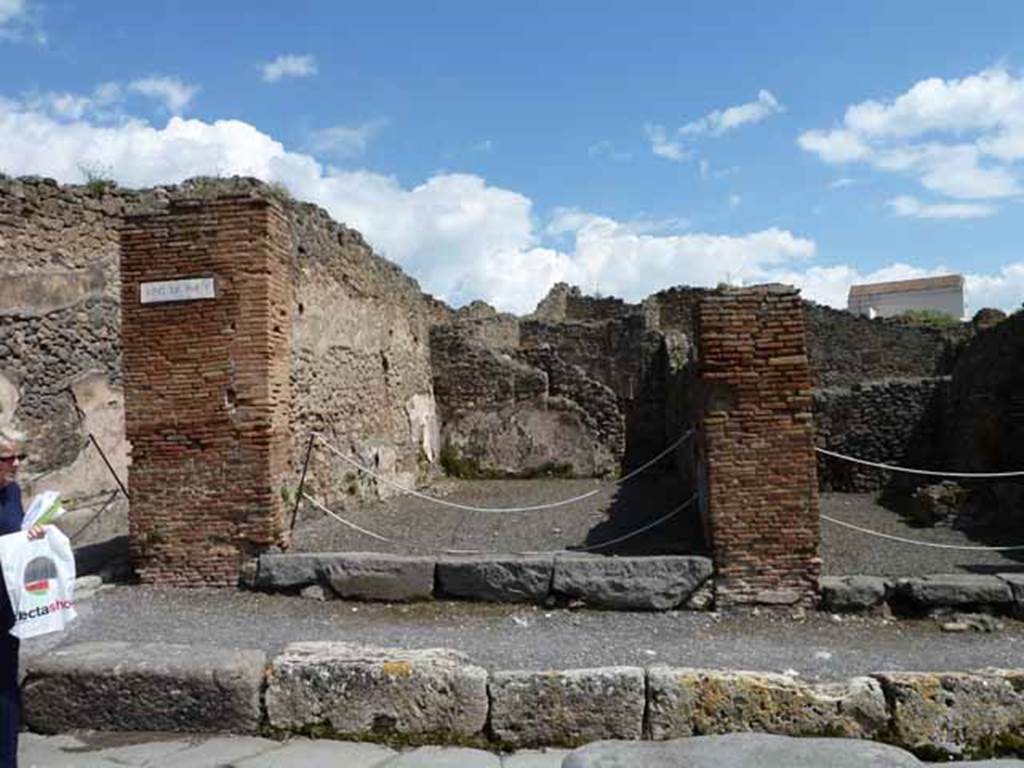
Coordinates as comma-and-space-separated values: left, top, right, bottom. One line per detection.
821, 573, 1024, 616
253, 552, 715, 610
22, 642, 266, 734
23, 641, 1024, 758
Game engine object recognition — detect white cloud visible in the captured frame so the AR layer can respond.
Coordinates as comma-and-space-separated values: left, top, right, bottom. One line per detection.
128, 77, 198, 114
2, 91, 1022, 316
0, 0, 42, 43
650, 89, 782, 164
24, 77, 197, 120
800, 67, 1024, 203
965, 264, 1024, 313
681, 89, 783, 136
888, 195, 998, 219
828, 177, 857, 189
729, 194, 742, 209
0, 0, 25, 25
798, 129, 871, 163
309, 118, 388, 158
644, 123, 689, 161
262, 54, 317, 83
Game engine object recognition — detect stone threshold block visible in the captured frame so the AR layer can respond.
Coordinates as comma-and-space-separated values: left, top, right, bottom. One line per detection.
22, 642, 266, 734
552, 555, 714, 610
893, 574, 1013, 611
819, 575, 891, 612
266, 642, 488, 739
436, 555, 554, 603
874, 669, 1024, 760
646, 668, 888, 740
488, 667, 645, 747
253, 552, 330, 591
997, 573, 1024, 618
319, 553, 436, 602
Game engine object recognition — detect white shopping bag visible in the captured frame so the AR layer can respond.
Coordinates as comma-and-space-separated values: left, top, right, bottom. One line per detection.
0, 526, 77, 639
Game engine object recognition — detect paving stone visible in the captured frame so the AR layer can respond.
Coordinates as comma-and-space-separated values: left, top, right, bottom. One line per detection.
552, 555, 713, 610
646, 668, 888, 739
381, 746, 501, 767
819, 575, 890, 611
501, 748, 572, 767
436, 555, 554, 602
254, 553, 324, 590
22, 642, 265, 734
236, 738, 397, 767
894, 574, 1013, 609
489, 666, 645, 747
874, 669, 1024, 759
562, 734, 923, 767
266, 642, 488, 739
320, 553, 435, 602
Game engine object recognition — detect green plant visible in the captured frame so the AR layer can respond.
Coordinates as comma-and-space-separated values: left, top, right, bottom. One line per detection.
78, 162, 117, 195
897, 308, 960, 327
279, 484, 295, 507
439, 443, 481, 478
144, 525, 166, 547
267, 181, 294, 203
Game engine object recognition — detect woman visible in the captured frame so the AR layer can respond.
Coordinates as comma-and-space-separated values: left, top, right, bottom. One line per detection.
0, 430, 44, 768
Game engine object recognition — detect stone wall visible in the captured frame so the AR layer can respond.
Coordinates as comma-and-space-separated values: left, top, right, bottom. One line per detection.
805, 303, 966, 388
286, 197, 442, 501
429, 325, 619, 477
121, 197, 292, 585
0, 176, 444, 543
942, 311, 1024, 522
813, 378, 949, 492
697, 286, 820, 607
520, 317, 669, 466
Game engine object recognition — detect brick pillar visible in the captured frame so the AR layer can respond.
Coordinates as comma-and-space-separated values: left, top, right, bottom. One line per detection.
120, 196, 292, 586
696, 285, 820, 607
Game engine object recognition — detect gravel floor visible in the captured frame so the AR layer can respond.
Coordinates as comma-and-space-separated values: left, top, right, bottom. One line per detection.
291, 476, 1024, 576
291, 471, 706, 557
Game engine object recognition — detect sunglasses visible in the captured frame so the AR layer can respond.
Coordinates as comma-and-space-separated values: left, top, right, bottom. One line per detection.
0, 454, 26, 463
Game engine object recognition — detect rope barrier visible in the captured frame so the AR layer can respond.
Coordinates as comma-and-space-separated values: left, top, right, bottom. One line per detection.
815, 447, 1024, 479
820, 514, 1024, 552
301, 491, 699, 556
311, 429, 694, 514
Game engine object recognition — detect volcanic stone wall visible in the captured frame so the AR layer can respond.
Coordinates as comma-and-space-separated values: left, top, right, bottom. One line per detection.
697, 286, 820, 607
805, 303, 963, 388
813, 378, 949, 492
121, 197, 292, 586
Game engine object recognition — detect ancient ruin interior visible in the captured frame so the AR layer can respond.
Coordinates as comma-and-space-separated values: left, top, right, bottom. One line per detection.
2, 174, 1022, 605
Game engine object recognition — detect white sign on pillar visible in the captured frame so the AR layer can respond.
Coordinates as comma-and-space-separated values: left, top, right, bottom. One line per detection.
140, 277, 216, 304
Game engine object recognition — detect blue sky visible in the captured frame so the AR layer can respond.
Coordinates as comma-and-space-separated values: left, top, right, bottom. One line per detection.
2, 1, 1023, 314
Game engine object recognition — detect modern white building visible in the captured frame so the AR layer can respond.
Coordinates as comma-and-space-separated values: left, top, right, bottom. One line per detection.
847, 274, 965, 320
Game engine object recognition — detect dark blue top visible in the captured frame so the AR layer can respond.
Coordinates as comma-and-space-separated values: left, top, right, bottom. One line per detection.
0, 482, 23, 631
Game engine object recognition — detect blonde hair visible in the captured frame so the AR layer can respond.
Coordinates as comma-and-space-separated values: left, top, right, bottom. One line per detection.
0, 426, 24, 452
